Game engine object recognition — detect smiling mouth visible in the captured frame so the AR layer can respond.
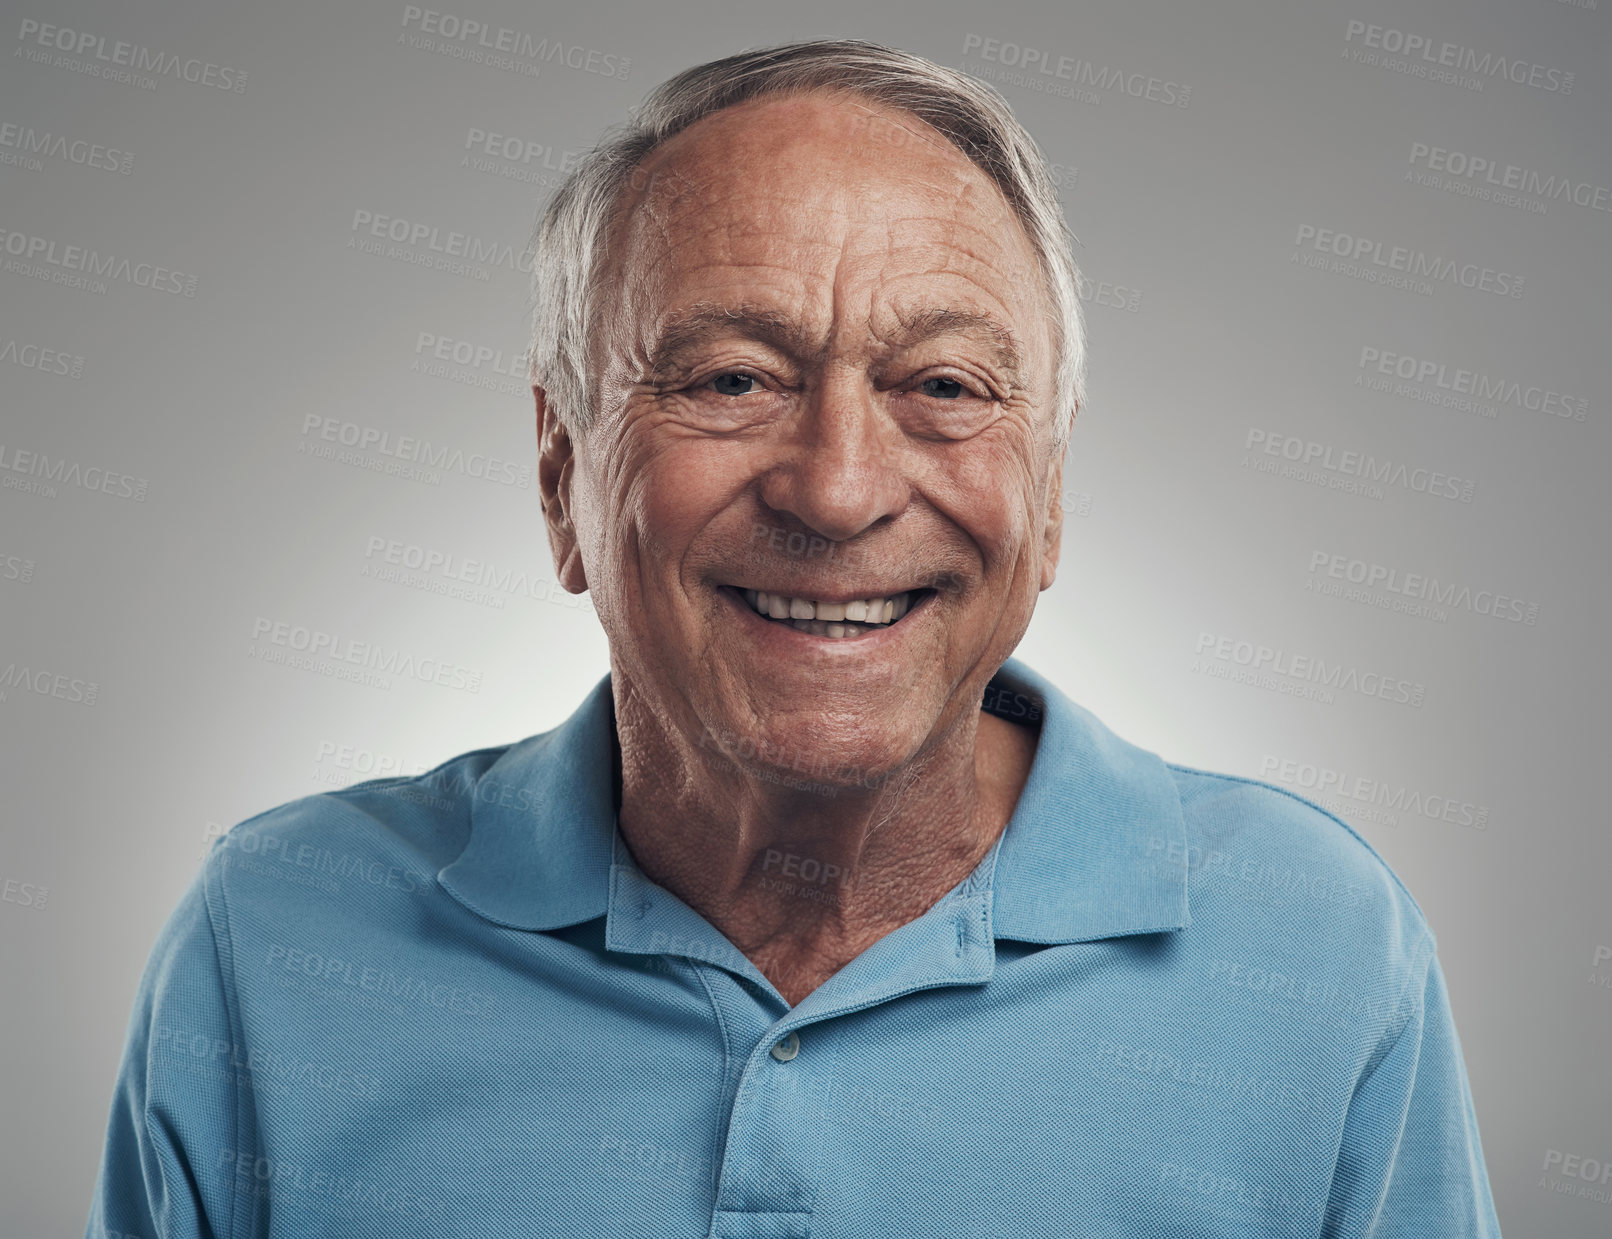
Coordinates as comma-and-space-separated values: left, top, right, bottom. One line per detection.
729, 587, 933, 640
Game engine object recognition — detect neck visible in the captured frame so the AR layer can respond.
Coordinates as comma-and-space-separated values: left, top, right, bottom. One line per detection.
611, 674, 1038, 1005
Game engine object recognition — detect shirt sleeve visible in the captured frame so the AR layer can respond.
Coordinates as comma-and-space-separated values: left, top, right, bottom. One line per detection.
1322, 937, 1503, 1238
85, 857, 247, 1239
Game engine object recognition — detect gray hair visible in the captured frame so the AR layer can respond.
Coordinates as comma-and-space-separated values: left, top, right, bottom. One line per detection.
526, 38, 1086, 449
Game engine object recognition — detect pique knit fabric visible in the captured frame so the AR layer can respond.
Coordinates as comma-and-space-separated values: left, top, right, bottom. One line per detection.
86, 657, 1502, 1238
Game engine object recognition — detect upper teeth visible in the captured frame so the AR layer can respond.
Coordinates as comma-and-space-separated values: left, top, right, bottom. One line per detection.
744, 589, 911, 627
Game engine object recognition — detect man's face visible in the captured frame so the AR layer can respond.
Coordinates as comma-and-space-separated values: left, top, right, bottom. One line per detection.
542, 91, 1066, 784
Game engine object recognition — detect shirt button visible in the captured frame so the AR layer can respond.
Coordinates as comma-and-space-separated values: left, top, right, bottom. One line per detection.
770, 1031, 800, 1062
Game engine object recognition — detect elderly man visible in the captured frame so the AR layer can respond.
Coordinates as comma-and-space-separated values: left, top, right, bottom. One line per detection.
89, 40, 1501, 1239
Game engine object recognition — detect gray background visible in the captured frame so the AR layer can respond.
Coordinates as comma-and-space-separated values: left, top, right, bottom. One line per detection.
2, 0, 1607, 1234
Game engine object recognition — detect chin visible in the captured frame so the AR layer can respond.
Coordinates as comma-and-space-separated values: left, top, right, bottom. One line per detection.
695, 708, 923, 798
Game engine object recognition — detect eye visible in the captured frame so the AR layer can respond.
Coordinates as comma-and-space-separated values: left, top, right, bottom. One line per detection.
919, 376, 968, 400
709, 372, 762, 396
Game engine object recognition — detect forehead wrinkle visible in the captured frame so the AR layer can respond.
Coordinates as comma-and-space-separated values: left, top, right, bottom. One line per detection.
652, 189, 851, 281
919, 163, 1040, 288
876, 235, 1029, 316
852, 187, 1036, 290
864, 224, 1039, 367
620, 162, 704, 270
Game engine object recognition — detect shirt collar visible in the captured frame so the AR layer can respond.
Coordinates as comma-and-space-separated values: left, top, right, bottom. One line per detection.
435, 673, 618, 931
436, 657, 1190, 944
982, 658, 1191, 942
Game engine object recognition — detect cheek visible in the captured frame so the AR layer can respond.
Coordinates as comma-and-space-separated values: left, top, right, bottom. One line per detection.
946, 448, 1041, 557
612, 446, 736, 581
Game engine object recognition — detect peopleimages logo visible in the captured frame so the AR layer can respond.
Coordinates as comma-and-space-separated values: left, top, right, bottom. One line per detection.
14, 18, 248, 92
313, 739, 427, 785
1292, 225, 1523, 299
1076, 270, 1144, 314
1307, 550, 1541, 626
298, 415, 532, 489
0, 224, 198, 297
0, 122, 133, 174
410, 331, 527, 396
960, 33, 1191, 107
0, 660, 99, 706
1261, 754, 1490, 831
1539, 1149, 1612, 1203
398, 7, 630, 79
1144, 837, 1370, 910
361, 535, 593, 614
0, 337, 85, 379
1, 876, 48, 909
1193, 633, 1426, 708
156, 1025, 386, 1100
460, 127, 582, 189
248, 617, 484, 695
0, 553, 37, 584
1342, 21, 1575, 94
216, 1146, 449, 1222
1407, 143, 1611, 217
1356, 346, 1588, 423
348, 209, 530, 278
0, 442, 148, 501
1243, 429, 1476, 504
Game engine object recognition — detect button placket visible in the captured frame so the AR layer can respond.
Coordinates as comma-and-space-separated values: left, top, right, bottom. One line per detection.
706, 1021, 843, 1237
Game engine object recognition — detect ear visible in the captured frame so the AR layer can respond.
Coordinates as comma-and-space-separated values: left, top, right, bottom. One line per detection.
535, 384, 588, 594
1040, 432, 1069, 592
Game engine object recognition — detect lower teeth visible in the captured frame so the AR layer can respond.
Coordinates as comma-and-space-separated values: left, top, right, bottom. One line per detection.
783, 617, 877, 638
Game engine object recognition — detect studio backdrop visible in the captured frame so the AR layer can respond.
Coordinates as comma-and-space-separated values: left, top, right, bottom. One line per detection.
1, 0, 1607, 1235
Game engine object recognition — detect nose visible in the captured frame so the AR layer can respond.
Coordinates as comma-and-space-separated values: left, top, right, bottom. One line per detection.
756, 367, 910, 543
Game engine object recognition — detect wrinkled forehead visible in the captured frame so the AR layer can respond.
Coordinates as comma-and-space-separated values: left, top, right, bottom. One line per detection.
600, 91, 1050, 360
633, 92, 967, 198
622, 92, 1019, 240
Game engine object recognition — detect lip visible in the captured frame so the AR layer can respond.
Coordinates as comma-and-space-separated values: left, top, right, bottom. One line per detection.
716, 585, 935, 648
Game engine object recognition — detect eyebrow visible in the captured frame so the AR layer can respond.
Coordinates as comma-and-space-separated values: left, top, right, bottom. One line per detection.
643, 302, 1024, 387
889, 306, 1023, 386
645, 304, 818, 379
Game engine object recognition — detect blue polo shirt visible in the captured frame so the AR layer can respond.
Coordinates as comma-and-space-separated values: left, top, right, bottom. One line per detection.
87, 658, 1501, 1238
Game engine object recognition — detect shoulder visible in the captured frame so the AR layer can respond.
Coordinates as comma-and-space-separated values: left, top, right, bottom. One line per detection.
1166, 762, 1425, 915
1163, 760, 1435, 991
198, 743, 513, 923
